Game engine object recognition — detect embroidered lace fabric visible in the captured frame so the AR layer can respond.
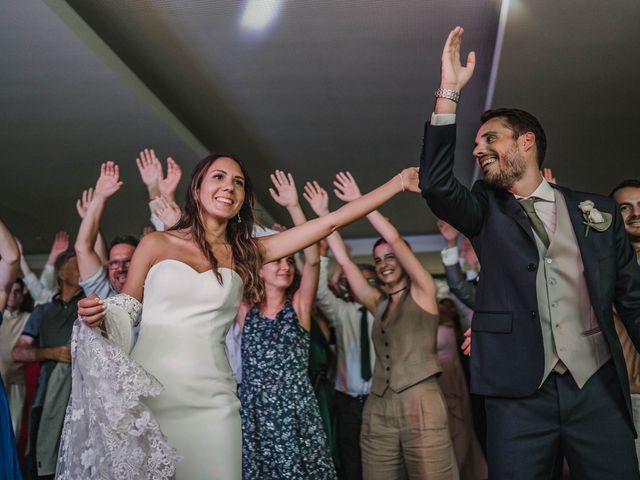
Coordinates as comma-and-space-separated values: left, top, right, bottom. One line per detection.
104, 292, 143, 355
56, 294, 181, 480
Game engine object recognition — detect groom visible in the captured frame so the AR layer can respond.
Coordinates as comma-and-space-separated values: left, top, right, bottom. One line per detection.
419, 27, 640, 479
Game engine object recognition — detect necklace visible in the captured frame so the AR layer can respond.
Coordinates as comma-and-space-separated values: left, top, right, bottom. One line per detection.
388, 286, 408, 296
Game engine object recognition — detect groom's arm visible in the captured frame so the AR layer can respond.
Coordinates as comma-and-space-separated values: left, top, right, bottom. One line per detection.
419, 121, 487, 238
419, 27, 486, 238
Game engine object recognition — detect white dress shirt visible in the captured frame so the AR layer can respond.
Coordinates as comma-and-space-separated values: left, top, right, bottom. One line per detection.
316, 257, 375, 397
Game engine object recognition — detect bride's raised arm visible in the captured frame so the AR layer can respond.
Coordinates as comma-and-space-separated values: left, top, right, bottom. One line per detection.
258, 167, 419, 264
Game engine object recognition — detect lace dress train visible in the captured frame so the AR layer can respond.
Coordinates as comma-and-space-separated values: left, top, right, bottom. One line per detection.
55, 294, 180, 480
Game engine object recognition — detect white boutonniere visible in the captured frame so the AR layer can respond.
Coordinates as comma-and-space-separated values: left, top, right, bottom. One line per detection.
578, 200, 612, 238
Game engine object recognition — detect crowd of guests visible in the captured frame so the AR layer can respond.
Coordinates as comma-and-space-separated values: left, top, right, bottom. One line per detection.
1, 27, 639, 480
2, 149, 639, 480
0, 143, 490, 479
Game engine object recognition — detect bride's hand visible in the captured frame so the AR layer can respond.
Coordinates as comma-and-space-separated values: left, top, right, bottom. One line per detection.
78, 293, 106, 328
399, 167, 420, 193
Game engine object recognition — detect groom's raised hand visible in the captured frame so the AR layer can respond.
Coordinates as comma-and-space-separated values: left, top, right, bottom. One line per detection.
435, 26, 476, 114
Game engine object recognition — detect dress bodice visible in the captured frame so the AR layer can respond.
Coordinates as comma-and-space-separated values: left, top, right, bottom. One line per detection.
132, 259, 243, 409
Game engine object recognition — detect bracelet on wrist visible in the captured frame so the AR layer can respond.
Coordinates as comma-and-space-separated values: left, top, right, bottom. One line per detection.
435, 88, 460, 103
397, 173, 405, 192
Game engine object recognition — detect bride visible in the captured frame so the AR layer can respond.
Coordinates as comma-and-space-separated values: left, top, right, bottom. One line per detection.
63, 154, 419, 479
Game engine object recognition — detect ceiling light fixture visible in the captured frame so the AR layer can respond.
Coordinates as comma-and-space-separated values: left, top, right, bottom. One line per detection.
240, 0, 284, 32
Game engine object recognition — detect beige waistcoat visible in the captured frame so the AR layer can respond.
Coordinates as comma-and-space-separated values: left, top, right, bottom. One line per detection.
535, 190, 610, 388
370, 291, 441, 396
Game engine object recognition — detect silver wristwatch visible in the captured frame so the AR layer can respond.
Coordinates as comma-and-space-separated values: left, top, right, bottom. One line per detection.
435, 88, 460, 103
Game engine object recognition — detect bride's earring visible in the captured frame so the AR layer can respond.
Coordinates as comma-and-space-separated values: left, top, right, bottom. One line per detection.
237, 212, 242, 223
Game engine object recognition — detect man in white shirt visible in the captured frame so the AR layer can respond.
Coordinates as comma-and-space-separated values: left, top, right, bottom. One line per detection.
316, 240, 379, 480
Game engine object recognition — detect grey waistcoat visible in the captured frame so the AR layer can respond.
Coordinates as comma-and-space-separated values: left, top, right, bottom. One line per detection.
535, 190, 611, 388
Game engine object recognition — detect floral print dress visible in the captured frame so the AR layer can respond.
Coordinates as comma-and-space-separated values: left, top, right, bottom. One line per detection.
240, 299, 337, 479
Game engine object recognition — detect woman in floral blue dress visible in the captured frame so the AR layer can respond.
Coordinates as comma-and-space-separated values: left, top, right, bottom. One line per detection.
238, 171, 336, 479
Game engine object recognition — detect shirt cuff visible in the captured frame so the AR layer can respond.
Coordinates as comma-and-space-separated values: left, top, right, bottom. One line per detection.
22, 272, 40, 289
441, 246, 460, 266
150, 212, 164, 232
466, 269, 479, 282
431, 113, 456, 126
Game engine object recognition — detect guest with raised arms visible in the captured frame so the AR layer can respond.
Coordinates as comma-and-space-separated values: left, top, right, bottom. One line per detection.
303, 173, 458, 480
238, 170, 336, 479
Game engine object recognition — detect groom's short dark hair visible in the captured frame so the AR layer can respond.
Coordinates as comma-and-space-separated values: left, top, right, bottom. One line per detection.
481, 108, 547, 167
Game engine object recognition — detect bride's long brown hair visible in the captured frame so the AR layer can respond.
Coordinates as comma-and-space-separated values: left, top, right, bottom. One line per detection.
171, 154, 264, 303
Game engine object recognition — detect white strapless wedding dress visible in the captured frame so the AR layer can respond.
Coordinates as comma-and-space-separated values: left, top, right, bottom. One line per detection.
132, 259, 243, 479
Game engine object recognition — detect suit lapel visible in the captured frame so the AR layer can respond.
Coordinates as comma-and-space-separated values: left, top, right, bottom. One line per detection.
554, 186, 598, 263
496, 189, 537, 244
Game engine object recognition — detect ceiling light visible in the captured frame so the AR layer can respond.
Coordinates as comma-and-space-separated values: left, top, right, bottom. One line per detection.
240, 0, 284, 32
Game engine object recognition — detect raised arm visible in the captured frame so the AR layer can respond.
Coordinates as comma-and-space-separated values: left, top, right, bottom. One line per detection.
75, 162, 123, 281
269, 170, 319, 330
334, 172, 437, 314
419, 26, 486, 237
434, 26, 475, 116
303, 180, 381, 313
40, 231, 69, 290
16, 239, 55, 304
152, 195, 182, 231
76, 188, 108, 263
259, 167, 418, 264
158, 157, 182, 203
436, 219, 476, 309
314, 240, 341, 325
0, 218, 19, 309
136, 148, 162, 200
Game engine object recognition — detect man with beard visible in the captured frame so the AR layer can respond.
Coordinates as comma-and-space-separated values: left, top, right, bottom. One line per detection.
75, 162, 138, 297
611, 179, 640, 466
419, 27, 640, 479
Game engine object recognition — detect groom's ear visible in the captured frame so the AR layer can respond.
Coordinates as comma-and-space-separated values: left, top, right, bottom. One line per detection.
521, 131, 536, 152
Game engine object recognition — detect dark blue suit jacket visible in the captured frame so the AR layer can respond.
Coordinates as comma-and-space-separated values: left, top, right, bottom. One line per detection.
419, 122, 640, 426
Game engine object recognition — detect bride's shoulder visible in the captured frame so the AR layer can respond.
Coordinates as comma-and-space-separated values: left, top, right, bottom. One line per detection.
140, 230, 188, 247
137, 231, 197, 261
138, 231, 169, 248
136, 231, 180, 256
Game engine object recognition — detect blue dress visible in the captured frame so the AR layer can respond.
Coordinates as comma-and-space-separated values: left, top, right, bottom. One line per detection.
240, 300, 336, 479
1, 373, 22, 480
